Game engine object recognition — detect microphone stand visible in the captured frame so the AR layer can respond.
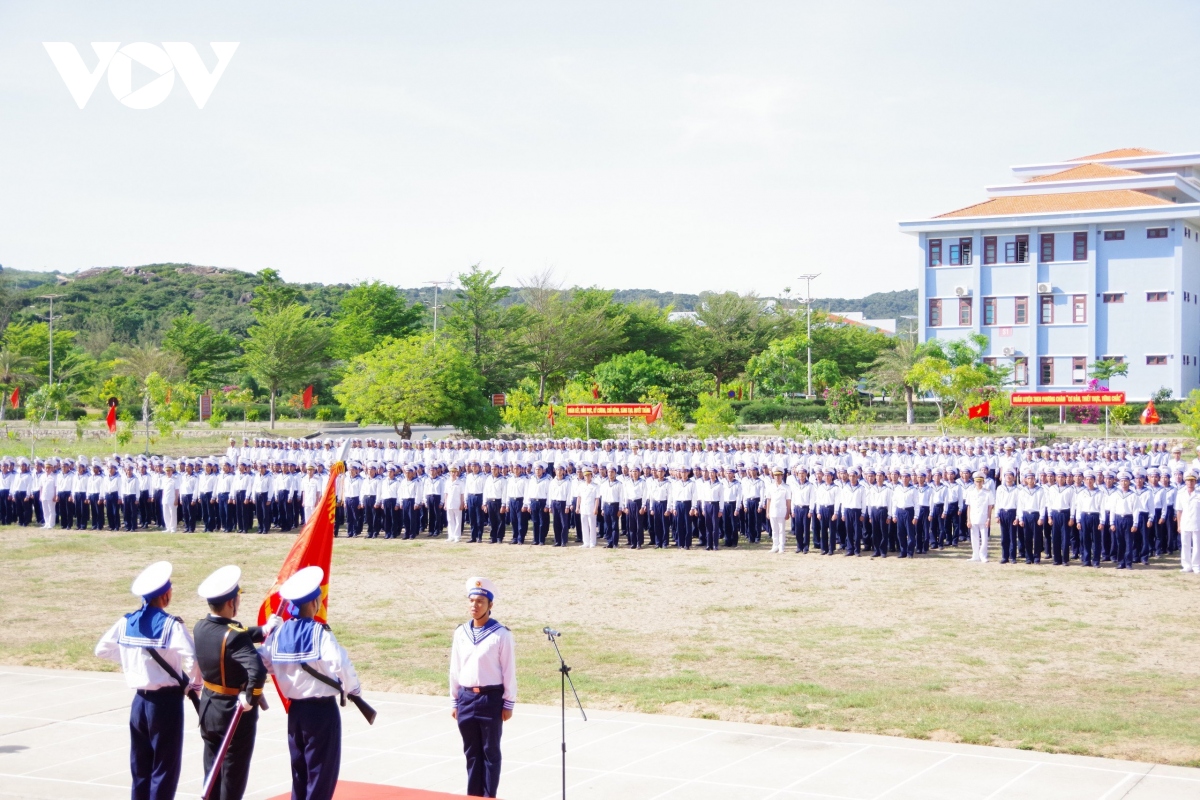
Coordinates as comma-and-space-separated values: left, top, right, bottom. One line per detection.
545, 628, 585, 800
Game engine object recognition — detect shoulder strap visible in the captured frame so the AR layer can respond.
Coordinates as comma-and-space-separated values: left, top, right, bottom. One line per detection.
147, 619, 187, 689
299, 662, 345, 706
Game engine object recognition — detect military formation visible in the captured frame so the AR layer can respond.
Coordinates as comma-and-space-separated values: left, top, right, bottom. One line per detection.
98, 563, 515, 800
27, 433, 1200, 572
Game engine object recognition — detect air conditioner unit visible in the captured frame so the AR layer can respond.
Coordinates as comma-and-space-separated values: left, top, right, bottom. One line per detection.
1002, 347, 1015, 357
954, 286, 970, 297
1037, 282, 1052, 294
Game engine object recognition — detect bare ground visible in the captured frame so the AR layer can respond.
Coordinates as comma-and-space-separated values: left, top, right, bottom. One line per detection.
2, 526, 1198, 766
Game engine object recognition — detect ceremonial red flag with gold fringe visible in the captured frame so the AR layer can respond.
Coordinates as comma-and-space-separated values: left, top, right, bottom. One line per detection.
258, 439, 348, 711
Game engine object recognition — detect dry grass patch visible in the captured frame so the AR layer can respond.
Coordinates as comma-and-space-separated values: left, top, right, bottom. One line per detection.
1, 527, 1198, 765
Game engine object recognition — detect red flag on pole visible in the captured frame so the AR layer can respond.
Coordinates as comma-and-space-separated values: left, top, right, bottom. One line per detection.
591, 383, 600, 400
165, 387, 172, 405
302, 385, 314, 410
547, 406, 555, 427
1141, 400, 1160, 425
106, 402, 118, 433
968, 400, 990, 420
9, 387, 17, 409
258, 440, 348, 712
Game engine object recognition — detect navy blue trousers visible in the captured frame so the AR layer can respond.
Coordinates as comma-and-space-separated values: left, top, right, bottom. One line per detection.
287, 697, 341, 800
130, 688, 184, 800
457, 688, 504, 798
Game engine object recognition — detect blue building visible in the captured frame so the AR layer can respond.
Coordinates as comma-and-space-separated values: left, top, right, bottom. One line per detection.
900, 147, 1200, 401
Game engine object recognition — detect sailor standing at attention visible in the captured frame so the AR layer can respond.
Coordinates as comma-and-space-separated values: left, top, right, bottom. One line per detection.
194, 565, 278, 800
95, 561, 201, 800
260, 567, 363, 800
449, 577, 517, 798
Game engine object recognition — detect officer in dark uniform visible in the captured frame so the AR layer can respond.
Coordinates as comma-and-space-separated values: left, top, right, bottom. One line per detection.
194, 565, 278, 800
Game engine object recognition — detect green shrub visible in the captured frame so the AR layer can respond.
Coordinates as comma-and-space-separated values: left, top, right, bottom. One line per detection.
315, 406, 333, 421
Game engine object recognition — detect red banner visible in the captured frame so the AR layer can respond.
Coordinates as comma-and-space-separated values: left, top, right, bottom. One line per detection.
1010, 391, 1125, 407
565, 403, 655, 417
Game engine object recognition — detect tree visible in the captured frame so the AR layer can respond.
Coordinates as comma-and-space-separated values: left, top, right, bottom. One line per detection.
592, 350, 712, 415
865, 335, 922, 424
518, 273, 626, 404
242, 303, 331, 428
251, 268, 303, 315
746, 336, 807, 396
693, 392, 738, 436
1089, 358, 1129, 388
909, 334, 1009, 424
333, 334, 500, 438
162, 313, 239, 387
443, 265, 526, 395
113, 344, 186, 438
0, 347, 35, 421
621, 301, 682, 361
330, 281, 425, 360
681, 292, 782, 393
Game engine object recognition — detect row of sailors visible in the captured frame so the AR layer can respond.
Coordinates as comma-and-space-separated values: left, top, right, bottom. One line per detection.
222, 434, 1193, 480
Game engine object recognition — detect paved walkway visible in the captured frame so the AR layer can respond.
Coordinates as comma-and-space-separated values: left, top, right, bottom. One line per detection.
1, 666, 1197, 800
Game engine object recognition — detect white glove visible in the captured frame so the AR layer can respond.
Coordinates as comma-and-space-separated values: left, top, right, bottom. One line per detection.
262, 614, 283, 637
238, 692, 253, 711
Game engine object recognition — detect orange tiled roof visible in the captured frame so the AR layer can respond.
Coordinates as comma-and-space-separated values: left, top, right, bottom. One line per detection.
1026, 163, 1144, 183
1069, 147, 1166, 161
936, 189, 1173, 219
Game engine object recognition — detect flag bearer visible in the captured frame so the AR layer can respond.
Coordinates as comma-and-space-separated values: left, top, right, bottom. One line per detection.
260, 567, 363, 800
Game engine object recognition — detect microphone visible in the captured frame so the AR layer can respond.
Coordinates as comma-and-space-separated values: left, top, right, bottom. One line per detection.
543, 627, 561, 637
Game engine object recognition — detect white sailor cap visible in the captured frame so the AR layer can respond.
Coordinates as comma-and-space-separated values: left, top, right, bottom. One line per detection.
197, 565, 242, 605
466, 576, 497, 602
279, 566, 324, 607
131, 561, 173, 601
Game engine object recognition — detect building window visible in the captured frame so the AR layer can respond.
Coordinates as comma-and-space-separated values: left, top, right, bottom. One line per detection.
1102, 292, 1124, 303
1147, 291, 1168, 302
1147, 355, 1167, 365
1072, 294, 1086, 324
983, 297, 996, 325
1148, 227, 1168, 239
1005, 235, 1029, 263
983, 357, 997, 369
1041, 233, 1055, 263
984, 236, 997, 264
1014, 296, 1028, 324
1072, 356, 1087, 385
1040, 294, 1054, 324
959, 298, 972, 326
1186, 292, 1192, 302
1101, 355, 1125, 364
1040, 357, 1054, 386
1073, 231, 1087, 261
929, 239, 942, 266
928, 299, 941, 327
1014, 357, 1028, 386
948, 237, 972, 265
1103, 230, 1125, 241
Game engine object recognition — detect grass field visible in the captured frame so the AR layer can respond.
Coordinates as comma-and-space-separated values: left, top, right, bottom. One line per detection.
2, 526, 1198, 767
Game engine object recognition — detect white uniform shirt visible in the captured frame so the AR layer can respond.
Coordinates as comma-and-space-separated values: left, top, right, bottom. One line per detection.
448, 619, 517, 711
95, 611, 201, 692
260, 620, 362, 700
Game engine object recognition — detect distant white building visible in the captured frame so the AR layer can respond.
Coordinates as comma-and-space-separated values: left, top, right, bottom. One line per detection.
900, 147, 1200, 400
826, 312, 896, 335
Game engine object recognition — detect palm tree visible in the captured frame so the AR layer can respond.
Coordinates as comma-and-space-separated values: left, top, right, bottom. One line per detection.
114, 344, 185, 437
866, 336, 922, 425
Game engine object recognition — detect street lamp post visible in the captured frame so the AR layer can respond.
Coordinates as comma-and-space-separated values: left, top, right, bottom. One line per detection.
797, 275, 820, 398
38, 294, 63, 386
424, 280, 450, 342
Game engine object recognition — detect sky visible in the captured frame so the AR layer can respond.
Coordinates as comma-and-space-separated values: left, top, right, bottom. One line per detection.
3, 1, 1200, 299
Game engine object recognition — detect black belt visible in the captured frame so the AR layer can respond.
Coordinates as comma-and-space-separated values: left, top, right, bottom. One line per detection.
137, 686, 183, 697
461, 684, 503, 694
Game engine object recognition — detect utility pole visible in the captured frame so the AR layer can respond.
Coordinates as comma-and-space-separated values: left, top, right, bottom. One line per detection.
424, 280, 451, 342
797, 275, 820, 398
38, 294, 63, 386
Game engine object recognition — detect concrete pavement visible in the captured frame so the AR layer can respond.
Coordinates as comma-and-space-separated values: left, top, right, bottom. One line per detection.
1, 666, 1197, 800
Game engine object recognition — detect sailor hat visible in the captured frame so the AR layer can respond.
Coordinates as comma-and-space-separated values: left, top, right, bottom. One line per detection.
279, 566, 324, 607
197, 565, 242, 605
466, 576, 497, 602
131, 561, 173, 601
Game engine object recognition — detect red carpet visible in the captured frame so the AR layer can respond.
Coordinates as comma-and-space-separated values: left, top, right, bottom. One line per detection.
267, 781, 472, 800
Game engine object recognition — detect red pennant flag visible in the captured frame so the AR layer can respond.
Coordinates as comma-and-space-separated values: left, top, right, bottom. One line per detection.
1141, 400, 1160, 425
165, 387, 172, 405
968, 400, 990, 420
258, 441, 348, 712
9, 387, 17, 409
106, 402, 118, 433
736, 387, 743, 401
645, 403, 662, 424
302, 385, 314, 410
547, 405, 555, 427
591, 383, 600, 400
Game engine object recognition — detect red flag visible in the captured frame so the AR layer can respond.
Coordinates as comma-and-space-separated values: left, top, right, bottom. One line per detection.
968, 400, 990, 420
258, 441, 348, 711
165, 387, 172, 405
1141, 400, 1160, 425
645, 403, 662, 424
302, 385, 314, 410
591, 383, 600, 399
106, 403, 118, 433
547, 405, 555, 427
9, 387, 17, 409
736, 387, 743, 401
